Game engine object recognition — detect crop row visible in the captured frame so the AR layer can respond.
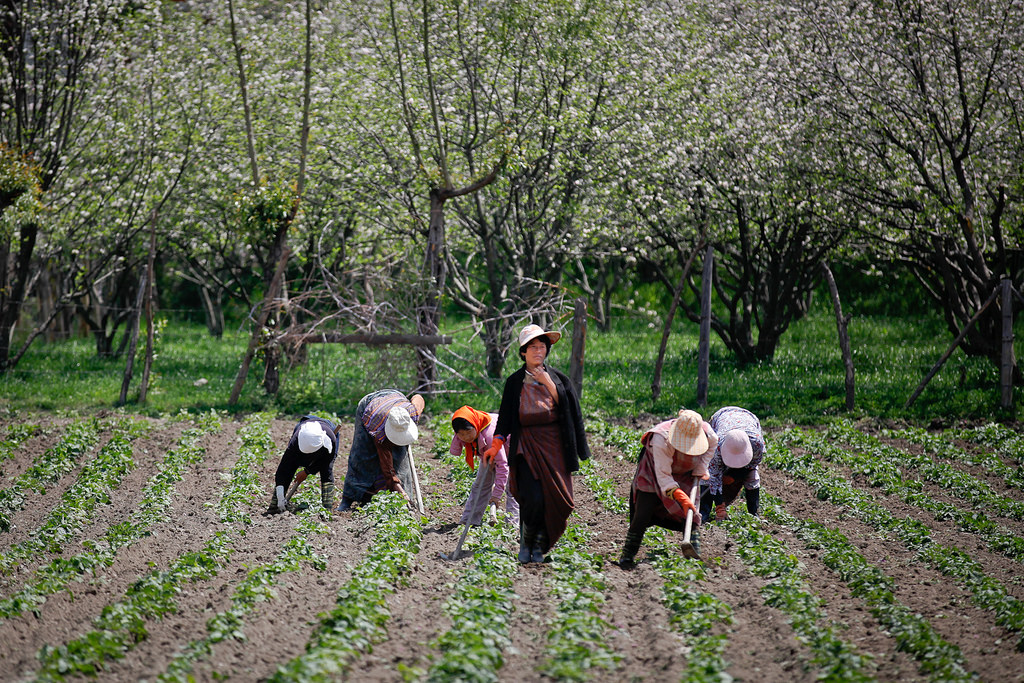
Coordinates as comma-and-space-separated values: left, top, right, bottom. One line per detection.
427, 520, 518, 682
826, 419, 1024, 524
268, 492, 422, 681
0, 411, 221, 620
0, 418, 148, 575
773, 427, 1024, 650
883, 424, 1024, 494
34, 412, 274, 681
0, 418, 101, 532
758, 490, 976, 681
720, 509, 877, 682
581, 431, 733, 682
0, 422, 40, 466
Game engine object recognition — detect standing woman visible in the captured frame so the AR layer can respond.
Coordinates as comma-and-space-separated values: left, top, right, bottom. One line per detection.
484, 324, 590, 564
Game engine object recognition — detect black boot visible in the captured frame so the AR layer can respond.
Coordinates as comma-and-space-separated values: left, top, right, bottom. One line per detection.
519, 521, 538, 564
745, 487, 761, 516
614, 529, 645, 569
531, 528, 547, 564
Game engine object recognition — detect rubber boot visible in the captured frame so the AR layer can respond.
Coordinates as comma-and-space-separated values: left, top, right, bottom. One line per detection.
519, 521, 538, 564
321, 481, 336, 510
688, 527, 701, 559
531, 528, 547, 564
614, 529, 644, 570
745, 487, 761, 516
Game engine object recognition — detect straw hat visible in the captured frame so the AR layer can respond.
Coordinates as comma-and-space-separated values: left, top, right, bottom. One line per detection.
668, 409, 708, 455
297, 421, 328, 454
720, 429, 753, 468
516, 324, 562, 349
384, 406, 419, 446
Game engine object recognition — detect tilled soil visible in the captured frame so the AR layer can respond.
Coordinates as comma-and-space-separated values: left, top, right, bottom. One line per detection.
0, 413, 1022, 682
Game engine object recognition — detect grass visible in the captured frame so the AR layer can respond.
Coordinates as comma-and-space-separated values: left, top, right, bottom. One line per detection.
0, 304, 1016, 423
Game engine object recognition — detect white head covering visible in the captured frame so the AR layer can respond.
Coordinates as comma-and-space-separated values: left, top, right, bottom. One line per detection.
384, 406, 419, 446
297, 421, 328, 454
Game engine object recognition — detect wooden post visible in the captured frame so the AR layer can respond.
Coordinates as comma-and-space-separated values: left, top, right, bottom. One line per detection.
821, 262, 855, 411
117, 271, 147, 406
138, 219, 158, 404
696, 246, 713, 407
570, 297, 587, 400
1001, 278, 1015, 409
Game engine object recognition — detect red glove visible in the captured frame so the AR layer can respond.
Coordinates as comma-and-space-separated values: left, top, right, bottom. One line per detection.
465, 446, 475, 471
671, 487, 697, 516
482, 437, 504, 465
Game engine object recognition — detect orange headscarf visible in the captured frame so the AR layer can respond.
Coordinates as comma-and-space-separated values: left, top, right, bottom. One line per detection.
452, 405, 492, 470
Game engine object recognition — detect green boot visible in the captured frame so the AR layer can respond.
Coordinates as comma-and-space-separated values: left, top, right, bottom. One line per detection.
519, 521, 538, 564
531, 528, 547, 564
614, 529, 645, 569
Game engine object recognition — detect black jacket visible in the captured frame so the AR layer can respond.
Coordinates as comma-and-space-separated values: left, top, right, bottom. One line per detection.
494, 364, 590, 473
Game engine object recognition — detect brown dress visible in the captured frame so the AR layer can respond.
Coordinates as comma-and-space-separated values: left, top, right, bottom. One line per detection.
511, 376, 574, 551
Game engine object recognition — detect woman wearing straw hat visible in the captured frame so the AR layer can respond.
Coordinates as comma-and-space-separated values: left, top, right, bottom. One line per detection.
483, 324, 590, 564
701, 406, 767, 523
614, 409, 718, 568
336, 390, 425, 511
266, 415, 342, 514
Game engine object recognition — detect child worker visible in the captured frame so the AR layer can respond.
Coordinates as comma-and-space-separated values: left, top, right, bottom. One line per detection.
614, 408, 717, 568
450, 406, 519, 527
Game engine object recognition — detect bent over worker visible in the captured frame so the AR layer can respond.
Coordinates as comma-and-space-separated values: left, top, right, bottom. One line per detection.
267, 415, 340, 514
701, 405, 766, 523
615, 409, 717, 568
337, 389, 425, 511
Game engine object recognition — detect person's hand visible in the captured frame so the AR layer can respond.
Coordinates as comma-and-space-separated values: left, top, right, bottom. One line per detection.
722, 475, 735, 485
701, 472, 710, 481
671, 487, 697, 516
482, 437, 504, 465
488, 496, 501, 507
715, 503, 729, 521
394, 482, 409, 500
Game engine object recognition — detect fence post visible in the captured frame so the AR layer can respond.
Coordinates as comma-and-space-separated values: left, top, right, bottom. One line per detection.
696, 246, 713, 407
1002, 278, 1015, 409
570, 297, 587, 400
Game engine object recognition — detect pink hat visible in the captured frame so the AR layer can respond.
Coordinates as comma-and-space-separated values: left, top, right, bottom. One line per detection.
720, 429, 753, 468
516, 324, 561, 349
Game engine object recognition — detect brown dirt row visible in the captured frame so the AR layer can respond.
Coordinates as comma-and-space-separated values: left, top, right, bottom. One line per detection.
0, 415, 1023, 682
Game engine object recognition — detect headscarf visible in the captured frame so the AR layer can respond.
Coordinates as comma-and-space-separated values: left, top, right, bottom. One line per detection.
452, 405, 492, 470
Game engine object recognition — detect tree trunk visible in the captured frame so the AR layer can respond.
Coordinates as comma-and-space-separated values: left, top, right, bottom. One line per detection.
0, 222, 39, 370
417, 188, 447, 392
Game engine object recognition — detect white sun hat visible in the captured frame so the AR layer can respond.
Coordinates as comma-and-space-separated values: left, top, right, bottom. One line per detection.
297, 421, 328, 454
720, 429, 753, 468
384, 406, 419, 446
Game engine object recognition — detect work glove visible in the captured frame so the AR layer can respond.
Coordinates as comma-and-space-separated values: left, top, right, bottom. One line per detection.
670, 487, 697, 516
482, 437, 504, 465
715, 503, 729, 521
320, 481, 336, 510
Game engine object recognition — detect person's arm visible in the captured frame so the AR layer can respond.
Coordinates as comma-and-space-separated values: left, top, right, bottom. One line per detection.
490, 443, 509, 503
528, 365, 559, 404
375, 439, 405, 496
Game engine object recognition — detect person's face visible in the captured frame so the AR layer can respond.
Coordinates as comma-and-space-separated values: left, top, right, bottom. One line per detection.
456, 426, 478, 444
524, 338, 548, 366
